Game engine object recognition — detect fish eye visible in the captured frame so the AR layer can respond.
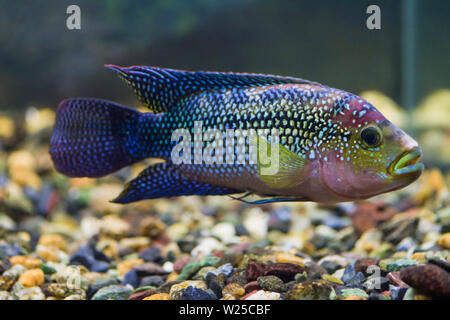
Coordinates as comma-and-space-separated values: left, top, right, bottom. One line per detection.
360, 125, 383, 148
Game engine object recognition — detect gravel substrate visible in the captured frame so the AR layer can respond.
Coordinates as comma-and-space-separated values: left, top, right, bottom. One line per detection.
0, 107, 449, 300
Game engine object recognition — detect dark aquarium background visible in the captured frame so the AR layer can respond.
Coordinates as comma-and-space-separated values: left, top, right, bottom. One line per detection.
0, 0, 449, 302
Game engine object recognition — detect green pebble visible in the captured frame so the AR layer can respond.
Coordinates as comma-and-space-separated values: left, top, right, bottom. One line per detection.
402, 288, 417, 300
285, 280, 333, 300
294, 272, 307, 283
370, 243, 394, 259
177, 255, 220, 281
40, 263, 57, 275
249, 239, 272, 249
193, 266, 216, 280
380, 258, 419, 272
91, 285, 132, 300
133, 286, 156, 293
257, 276, 286, 292
78, 188, 92, 205
340, 288, 369, 299
92, 276, 121, 289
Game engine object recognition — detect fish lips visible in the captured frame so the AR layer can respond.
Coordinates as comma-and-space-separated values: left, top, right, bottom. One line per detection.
388, 146, 424, 178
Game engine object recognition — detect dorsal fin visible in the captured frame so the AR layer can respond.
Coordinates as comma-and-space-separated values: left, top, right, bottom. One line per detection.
105, 64, 324, 113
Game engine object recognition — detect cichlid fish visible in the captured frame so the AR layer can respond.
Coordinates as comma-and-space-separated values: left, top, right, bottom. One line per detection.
49, 65, 424, 204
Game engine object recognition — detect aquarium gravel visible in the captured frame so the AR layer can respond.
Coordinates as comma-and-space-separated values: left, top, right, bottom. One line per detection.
0, 107, 449, 300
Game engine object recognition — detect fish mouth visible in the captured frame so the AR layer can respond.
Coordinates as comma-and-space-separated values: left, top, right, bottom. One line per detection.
389, 146, 424, 176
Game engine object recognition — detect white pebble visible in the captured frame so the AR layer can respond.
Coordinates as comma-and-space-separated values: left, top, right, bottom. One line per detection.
191, 237, 224, 257
243, 207, 269, 240
211, 222, 236, 243
245, 290, 280, 300
332, 268, 345, 280
163, 261, 174, 273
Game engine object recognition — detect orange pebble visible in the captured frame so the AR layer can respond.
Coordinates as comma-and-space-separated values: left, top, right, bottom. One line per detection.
166, 271, 179, 282
276, 252, 306, 267
143, 293, 170, 300
36, 246, 59, 262
117, 259, 144, 275
344, 295, 367, 300
437, 233, 450, 250
18, 268, 45, 287
9, 255, 27, 266
10, 255, 42, 269
38, 234, 67, 251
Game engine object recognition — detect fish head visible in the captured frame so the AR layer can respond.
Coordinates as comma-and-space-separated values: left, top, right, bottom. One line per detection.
319, 95, 423, 201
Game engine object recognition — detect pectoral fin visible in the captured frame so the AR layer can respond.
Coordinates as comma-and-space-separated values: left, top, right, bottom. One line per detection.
250, 135, 309, 189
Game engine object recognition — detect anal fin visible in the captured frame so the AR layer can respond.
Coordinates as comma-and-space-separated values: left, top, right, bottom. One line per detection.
111, 162, 242, 204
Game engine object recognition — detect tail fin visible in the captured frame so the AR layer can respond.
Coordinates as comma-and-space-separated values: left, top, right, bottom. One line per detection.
50, 98, 146, 177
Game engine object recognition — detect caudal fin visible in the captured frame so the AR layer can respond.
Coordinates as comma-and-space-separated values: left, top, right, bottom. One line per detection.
49, 98, 144, 177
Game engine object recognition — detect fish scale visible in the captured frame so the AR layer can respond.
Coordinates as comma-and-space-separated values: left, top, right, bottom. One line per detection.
147, 85, 349, 162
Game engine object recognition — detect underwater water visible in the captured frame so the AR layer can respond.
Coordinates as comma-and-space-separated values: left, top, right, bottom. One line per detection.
0, 0, 449, 302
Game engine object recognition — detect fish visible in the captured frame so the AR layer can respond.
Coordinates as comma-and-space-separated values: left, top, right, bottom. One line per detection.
49, 65, 424, 204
